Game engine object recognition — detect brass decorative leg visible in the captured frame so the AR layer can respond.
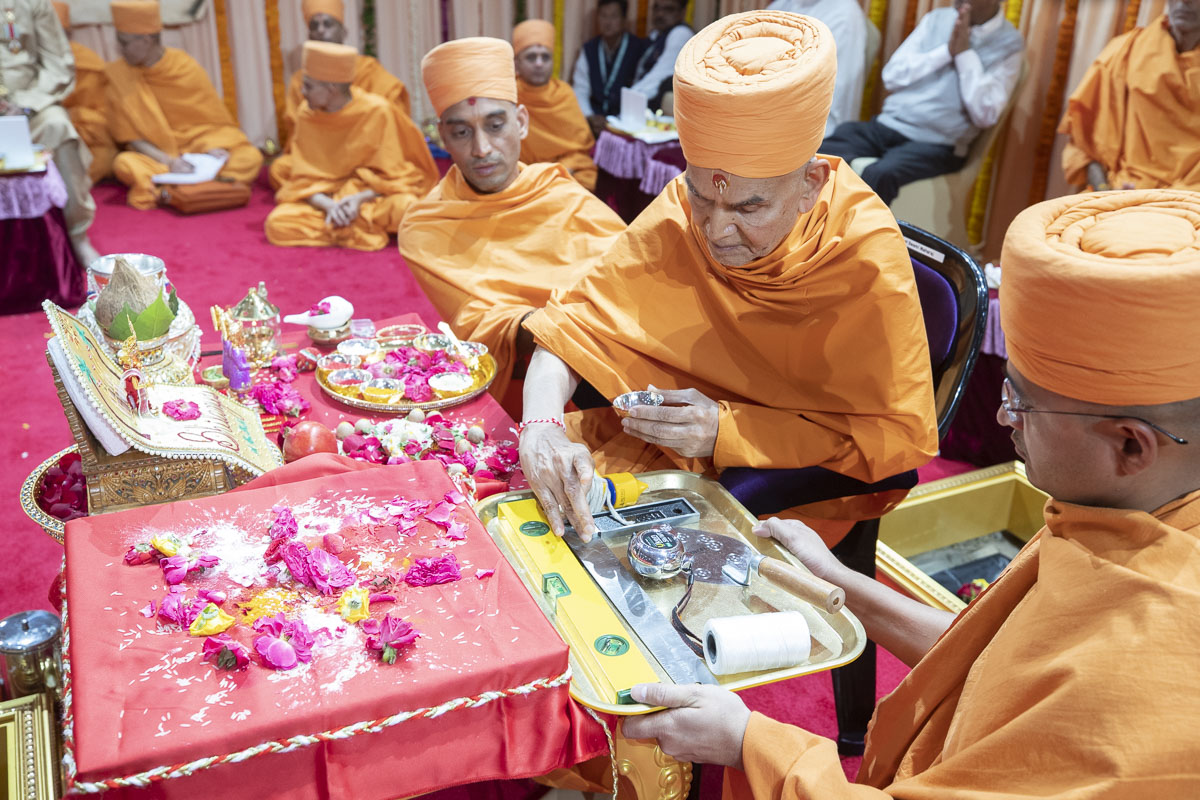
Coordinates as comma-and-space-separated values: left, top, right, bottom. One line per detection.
615, 734, 692, 800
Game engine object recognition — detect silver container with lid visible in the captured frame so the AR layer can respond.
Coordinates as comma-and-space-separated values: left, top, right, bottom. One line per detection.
0, 611, 63, 699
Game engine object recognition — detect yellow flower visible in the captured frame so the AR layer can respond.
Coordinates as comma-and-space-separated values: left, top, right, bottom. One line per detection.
189, 603, 236, 636
337, 587, 370, 623
150, 534, 181, 557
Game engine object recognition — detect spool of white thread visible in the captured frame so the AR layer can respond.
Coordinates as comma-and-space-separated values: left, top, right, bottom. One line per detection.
703, 612, 812, 676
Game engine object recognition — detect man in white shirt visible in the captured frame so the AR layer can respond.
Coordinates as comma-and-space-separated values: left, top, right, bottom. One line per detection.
820, 0, 1023, 205
629, 0, 693, 111
767, 0, 873, 136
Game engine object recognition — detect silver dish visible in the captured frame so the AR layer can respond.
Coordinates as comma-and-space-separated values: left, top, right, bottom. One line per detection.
428, 372, 474, 393
336, 338, 381, 358
613, 390, 665, 415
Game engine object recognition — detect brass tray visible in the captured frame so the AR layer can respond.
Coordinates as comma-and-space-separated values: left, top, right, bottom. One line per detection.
20, 446, 78, 544
315, 353, 498, 413
476, 470, 865, 715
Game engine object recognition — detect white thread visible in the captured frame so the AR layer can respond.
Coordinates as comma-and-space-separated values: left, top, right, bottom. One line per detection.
582, 705, 619, 799
703, 612, 811, 675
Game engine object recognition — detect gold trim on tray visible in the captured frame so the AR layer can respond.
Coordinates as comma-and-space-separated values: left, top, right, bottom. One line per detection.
0, 692, 61, 800
19, 447, 77, 544
315, 352, 498, 414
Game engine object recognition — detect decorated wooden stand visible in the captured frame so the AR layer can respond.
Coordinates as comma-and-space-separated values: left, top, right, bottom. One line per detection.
42, 302, 282, 530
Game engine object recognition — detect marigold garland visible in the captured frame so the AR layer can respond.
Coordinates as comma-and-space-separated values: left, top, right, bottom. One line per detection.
1028, 0, 1080, 205
213, 0, 238, 124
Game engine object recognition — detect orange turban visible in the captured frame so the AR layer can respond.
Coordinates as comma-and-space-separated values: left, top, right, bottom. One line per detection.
110, 1, 161, 34
302, 0, 344, 24
673, 11, 836, 179
1001, 190, 1200, 406
513, 19, 555, 55
303, 41, 356, 83
421, 37, 518, 118
53, 1, 69, 28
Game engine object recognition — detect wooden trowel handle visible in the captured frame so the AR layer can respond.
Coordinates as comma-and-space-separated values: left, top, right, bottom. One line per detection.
757, 557, 846, 614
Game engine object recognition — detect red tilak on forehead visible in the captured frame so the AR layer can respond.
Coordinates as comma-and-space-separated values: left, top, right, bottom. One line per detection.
712, 173, 729, 194
467, 96, 476, 105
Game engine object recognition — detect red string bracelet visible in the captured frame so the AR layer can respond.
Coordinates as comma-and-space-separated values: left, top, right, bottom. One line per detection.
516, 418, 566, 436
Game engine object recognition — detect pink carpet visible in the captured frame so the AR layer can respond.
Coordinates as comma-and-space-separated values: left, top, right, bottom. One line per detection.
1, 175, 917, 794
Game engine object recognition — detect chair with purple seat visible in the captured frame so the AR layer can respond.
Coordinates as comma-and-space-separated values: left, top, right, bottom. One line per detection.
718, 221, 989, 754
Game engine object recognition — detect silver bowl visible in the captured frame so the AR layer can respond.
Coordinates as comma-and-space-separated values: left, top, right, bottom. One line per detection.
613, 390, 665, 416
88, 253, 166, 294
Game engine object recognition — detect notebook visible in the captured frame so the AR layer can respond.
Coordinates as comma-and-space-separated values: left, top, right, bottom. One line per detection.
0, 115, 36, 170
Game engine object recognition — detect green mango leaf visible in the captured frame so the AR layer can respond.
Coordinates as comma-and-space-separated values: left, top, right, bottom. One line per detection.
105, 305, 140, 340
131, 291, 176, 340
167, 287, 179, 316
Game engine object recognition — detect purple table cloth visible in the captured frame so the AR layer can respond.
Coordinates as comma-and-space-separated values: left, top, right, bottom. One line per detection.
1, 159, 85, 315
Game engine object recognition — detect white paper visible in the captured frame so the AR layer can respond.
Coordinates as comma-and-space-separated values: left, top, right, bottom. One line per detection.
604, 115, 679, 144
619, 87, 648, 130
0, 116, 36, 170
47, 336, 131, 457
151, 152, 228, 185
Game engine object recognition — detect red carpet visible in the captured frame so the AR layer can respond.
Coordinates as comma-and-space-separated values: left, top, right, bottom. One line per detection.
1, 175, 913, 793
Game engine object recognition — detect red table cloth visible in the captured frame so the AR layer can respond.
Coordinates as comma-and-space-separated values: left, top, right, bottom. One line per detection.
62, 458, 607, 798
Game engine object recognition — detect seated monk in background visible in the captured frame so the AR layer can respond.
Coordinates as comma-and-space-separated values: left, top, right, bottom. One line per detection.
53, 1, 116, 182
1059, 0, 1200, 190
625, 188, 1200, 799
512, 19, 599, 190
271, 0, 411, 188
398, 37, 625, 409
265, 42, 437, 251
519, 11, 936, 543
105, 0, 262, 209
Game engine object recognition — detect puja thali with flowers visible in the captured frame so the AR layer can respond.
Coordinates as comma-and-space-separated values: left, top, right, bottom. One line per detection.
315, 333, 497, 413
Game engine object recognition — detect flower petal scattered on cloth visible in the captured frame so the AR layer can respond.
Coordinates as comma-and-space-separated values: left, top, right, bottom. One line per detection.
337, 586, 370, 623
307, 547, 356, 595
280, 541, 314, 587
365, 613, 419, 664
160, 555, 189, 585
162, 399, 201, 421
252, 614, 315, 670
475, 568, 495, 579
403, 553, 462, 586
188, 603, 236, 636
202, 633, 250, 670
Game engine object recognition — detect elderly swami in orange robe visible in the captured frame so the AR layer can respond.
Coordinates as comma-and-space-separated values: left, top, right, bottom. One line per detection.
105, 0, 263, 209
397, 37, 625, 408
512, 19, 599, 190
1059, 0, 1200, 190
54, 1, 116, 183
271, 0, 412, 187
265, 42, 436, 251
518, 11, 936, 542
624, 188, 1200, 798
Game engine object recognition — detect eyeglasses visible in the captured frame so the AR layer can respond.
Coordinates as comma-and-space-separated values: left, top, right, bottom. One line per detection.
1000, 379, 1188, 445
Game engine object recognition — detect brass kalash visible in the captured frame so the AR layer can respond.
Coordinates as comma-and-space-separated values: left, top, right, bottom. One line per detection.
42, 302, 282, 526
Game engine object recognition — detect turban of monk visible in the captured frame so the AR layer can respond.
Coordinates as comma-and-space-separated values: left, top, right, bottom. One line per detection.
53, 1, 69, 28
673, 10, 836, 179
110, 0, 162, 34
1001, 190, 1200, 406
513, 19, 555, 55
302, 0, 344, 23
302, 41, 356, 83
422, 37, 518, 118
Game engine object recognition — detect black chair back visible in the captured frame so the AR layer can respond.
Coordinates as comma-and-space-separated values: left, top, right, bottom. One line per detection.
899, 221, 989, 438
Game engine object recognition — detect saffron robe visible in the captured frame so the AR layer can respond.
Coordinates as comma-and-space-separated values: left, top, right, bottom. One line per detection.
64, 41, 116, 182
265, 89, 437, 251
517, 77, 598, 191
398, 162, 625, 403
1059, 15, 1200, 190
106, 48, 262, 209
525, 160, 937, 529
729, 488, 1200, 798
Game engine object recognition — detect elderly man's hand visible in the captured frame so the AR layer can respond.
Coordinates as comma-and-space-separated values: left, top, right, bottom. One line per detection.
622, 387, 719, 458
206, 148, 229, 160
949, 3, 971, 57
327, 198, 357, 228
622, 683, 751, 768
519, 423, 598, 539
167, 156, 195, 174
754, 517, 847, 583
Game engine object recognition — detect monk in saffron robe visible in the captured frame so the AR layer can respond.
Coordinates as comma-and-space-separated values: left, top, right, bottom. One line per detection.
622, 188, 1200, 798
53, 1, 116, 182
512, 19, 599, 190
265, 42, 436, 251
271, 0, 411, 188
1059, 0, 1200, 190
105, 0, 262, 209
397, 37, 625, 407
518, 11, 936, 542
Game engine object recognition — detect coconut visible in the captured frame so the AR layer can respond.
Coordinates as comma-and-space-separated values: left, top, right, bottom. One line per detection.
94, 258, 160, 330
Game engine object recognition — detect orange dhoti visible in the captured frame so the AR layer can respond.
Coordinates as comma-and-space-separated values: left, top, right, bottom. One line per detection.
106, 47, 263, 209
518, 77, 598, 190
65, 41, 117, 183
266, 178, 411, 251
